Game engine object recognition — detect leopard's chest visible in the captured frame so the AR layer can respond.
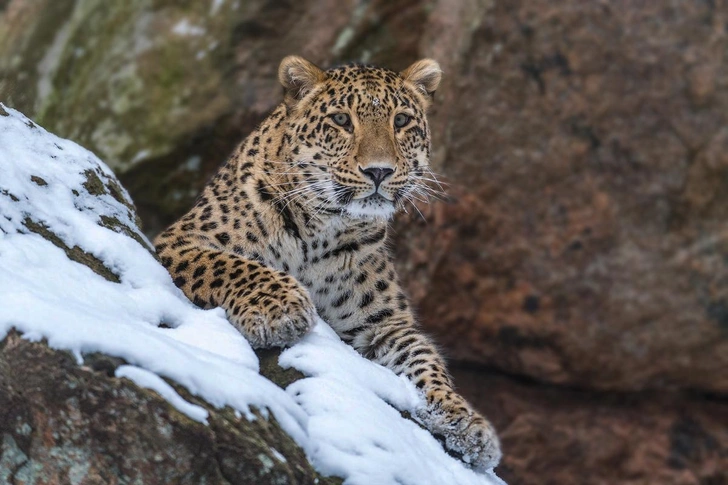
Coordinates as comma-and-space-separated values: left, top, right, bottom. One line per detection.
271, 226, 377, 325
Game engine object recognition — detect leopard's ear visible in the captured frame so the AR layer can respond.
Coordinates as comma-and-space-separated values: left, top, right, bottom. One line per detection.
400, 59, 442, 100
278, 56, 327, 106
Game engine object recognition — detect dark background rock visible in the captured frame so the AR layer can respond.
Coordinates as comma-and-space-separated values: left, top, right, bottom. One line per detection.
453, 366, 728, 485
1, 0, 727, 483
392, 0, 728, 394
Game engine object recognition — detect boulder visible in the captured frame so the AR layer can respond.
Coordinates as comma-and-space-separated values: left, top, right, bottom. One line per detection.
0, 332, 340, 485
453, 367, 728, 485
391, 0, 728, 395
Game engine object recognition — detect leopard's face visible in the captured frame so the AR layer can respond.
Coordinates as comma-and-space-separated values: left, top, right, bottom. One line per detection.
278, 58, 441, 220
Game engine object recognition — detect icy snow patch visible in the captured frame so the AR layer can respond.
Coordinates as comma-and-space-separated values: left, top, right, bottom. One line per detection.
116, 365, 209, 424
172, 19, 206, 37
0, 105, 506, 484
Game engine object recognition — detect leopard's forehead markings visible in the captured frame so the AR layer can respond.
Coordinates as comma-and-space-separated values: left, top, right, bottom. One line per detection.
323, 64, 410, 116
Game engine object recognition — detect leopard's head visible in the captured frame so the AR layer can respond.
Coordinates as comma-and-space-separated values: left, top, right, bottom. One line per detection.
276, 56, 441, 220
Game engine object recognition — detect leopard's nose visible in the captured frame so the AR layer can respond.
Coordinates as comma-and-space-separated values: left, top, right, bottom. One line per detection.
359, 166, 395, 188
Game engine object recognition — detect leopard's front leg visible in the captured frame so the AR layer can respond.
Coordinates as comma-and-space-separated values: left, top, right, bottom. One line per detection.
155, 235, 316, 348
364, 317, 501, 470
337, 267, 502, 470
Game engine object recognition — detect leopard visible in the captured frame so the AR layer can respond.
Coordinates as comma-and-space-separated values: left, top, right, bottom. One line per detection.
154, 56, 502, 471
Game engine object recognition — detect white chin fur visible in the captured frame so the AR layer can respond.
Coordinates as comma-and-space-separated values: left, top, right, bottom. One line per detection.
345, 197, 396, 220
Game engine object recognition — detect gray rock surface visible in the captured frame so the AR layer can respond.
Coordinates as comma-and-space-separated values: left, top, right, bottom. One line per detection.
0, 331, 341, 485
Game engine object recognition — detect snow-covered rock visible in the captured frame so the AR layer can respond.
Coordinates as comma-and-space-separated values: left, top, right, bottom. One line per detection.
0, 104, 506, 485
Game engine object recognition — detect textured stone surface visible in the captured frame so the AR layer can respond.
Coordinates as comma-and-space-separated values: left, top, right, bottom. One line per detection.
2, 0, 728, 483
391, 0, 728, 394
452, 366, 728, 485
0, 331, 341, 485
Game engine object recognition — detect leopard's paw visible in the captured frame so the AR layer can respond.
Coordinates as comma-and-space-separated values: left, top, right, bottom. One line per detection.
230, 277, 316, 348
418, 394, 501, 472
445, 412, 501, 471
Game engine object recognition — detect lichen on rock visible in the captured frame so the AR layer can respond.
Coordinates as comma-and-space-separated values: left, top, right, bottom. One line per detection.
0, 331, 339, 485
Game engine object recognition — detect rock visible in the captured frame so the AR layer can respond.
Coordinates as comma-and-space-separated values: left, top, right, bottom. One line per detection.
0, 0, 363, 231
451, 367, 728, 485
0, 331, 340, 485
390, 0, 728, 394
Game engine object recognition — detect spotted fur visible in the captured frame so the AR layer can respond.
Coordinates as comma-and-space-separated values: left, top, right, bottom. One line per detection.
154, 56, 501, 470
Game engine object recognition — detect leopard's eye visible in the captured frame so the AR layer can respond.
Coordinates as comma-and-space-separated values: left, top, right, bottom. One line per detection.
394, 113, 411, 128
332, 113, 352, 129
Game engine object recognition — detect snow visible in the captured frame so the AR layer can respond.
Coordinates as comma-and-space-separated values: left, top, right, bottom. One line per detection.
171, 19, 206, 37
280, 325, 506, 484
0, 105, 506, 485
116, 365, 210, 424
270, 447, 287, 463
